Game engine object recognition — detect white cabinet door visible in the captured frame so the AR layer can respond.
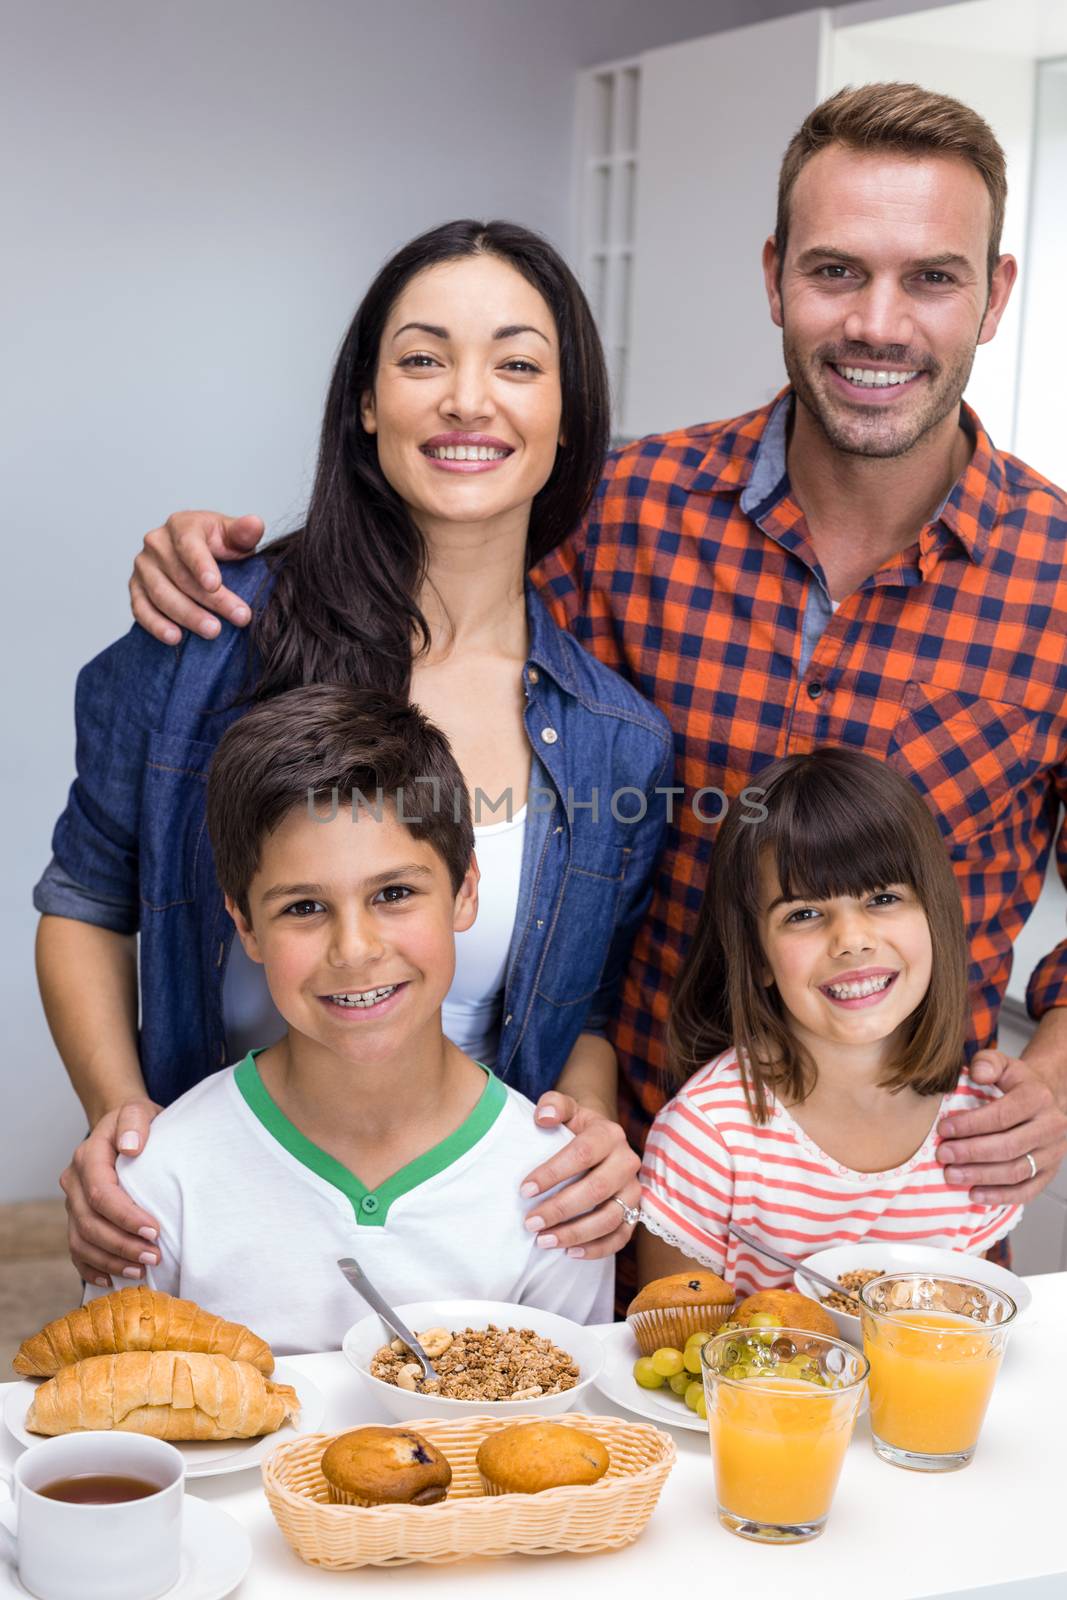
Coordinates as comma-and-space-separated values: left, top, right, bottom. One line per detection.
624, 9, 829, 439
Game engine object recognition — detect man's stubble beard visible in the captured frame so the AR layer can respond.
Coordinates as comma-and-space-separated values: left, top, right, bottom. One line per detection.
781, 323, 978, 461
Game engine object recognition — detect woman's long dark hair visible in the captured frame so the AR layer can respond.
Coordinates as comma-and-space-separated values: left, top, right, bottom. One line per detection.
249, 220, 610, 701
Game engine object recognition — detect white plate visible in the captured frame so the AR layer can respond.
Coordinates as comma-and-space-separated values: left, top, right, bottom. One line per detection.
3, 1360, 323, 1480
795, 1241, 1033, 1346
591, 1320, 869, 1427
1, 1495, 251, 1600
590, 1321, 706, 1433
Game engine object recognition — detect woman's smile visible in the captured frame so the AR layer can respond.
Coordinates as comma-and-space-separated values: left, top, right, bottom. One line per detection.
420, 430, 516, 473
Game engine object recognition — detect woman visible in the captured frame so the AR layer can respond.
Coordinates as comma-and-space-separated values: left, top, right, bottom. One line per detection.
36, 220, 672, 1290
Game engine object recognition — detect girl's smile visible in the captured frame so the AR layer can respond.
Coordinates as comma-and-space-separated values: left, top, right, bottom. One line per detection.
818, 966, 899, 1008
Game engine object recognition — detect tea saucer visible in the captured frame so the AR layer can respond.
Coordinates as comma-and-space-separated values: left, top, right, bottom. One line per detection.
2, 1496, 251, 1599
4, 1361, 323, 1479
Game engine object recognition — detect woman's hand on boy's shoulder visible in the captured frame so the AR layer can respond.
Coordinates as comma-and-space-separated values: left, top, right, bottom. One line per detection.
130, 510, 264, 645
60, 1099, 165, 1287
520, 1093, 640, 1261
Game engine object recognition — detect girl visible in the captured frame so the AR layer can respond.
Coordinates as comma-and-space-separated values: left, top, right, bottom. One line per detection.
36, 221, 671, 1288
637, 746, 1020, 1295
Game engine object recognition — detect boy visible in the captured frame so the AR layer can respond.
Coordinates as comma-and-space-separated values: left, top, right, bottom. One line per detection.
106, 684, 612, 1351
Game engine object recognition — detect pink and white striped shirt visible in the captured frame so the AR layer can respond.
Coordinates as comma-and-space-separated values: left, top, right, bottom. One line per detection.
639, 1050, 1020, 1297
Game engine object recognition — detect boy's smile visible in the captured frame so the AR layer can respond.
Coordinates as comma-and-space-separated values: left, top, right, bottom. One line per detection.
226, 801, 477, 1068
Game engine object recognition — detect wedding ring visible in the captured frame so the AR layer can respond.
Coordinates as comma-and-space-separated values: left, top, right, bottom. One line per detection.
613, 1195, 641, 1228
1024, 1151, 1038, 1181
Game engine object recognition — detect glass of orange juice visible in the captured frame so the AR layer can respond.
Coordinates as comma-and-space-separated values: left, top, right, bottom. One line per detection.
859, 1272, 1017, 1472
700, 1326, 868, 1543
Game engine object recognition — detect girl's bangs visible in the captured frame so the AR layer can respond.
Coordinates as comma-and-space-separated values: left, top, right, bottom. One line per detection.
761, 769, 920, 906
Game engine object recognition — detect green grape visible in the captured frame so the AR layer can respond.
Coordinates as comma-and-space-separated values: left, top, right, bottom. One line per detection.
683, 1346, 704, 1374
632, 1357, 665, 1390
694, 1390, 707, 1419
684, 1381, 703, 1412
725, 1363, 749, 1380
747, 1312, 782, 1330
685, 1329, 712, 1347
650, 1346, 685, 1378
668, 1370, 691, 1395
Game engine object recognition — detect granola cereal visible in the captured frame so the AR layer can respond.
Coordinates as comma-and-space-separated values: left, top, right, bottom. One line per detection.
369, 1324, 581, 1401
821, 1268, 884, 1312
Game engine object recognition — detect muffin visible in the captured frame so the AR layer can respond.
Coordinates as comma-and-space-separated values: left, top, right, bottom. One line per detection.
476, 1421, 610, 1496
320, 1426, 452, 1507
730, 1289, 838, 1339
627, 1271, 735, 1354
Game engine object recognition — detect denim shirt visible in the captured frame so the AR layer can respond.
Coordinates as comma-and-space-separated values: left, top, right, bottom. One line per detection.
35, 558, 673, 1107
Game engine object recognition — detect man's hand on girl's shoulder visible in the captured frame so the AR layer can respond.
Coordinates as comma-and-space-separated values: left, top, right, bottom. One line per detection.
936, 1049, 1067, 1205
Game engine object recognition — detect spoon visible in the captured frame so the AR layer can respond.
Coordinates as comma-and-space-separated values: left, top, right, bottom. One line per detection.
728, 1223, 864, 1314
336, 1257, 439, 1381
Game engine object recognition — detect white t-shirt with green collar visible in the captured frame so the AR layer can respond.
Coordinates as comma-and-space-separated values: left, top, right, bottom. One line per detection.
108, 1051, 614, 1354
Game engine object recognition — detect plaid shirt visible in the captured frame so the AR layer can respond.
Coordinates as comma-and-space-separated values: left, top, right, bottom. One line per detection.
534, 391, 1067, 1148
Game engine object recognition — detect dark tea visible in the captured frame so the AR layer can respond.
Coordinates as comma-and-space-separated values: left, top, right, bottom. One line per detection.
38, 1473, 161, 1504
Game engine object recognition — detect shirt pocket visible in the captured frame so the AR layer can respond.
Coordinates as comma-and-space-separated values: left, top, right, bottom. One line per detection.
534, 846, 629, 1007
886, 682, 1040, 847
141, 733, 216, 910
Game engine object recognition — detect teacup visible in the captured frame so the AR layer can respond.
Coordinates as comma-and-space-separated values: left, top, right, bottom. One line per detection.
0, 1431, 184, 1600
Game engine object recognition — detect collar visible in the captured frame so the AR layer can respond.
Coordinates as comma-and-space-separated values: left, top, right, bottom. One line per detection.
524, 580, 577, 694
688, 386, 1002, 564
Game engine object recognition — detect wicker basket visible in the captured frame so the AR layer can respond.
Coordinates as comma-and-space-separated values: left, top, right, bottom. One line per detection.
262, 1413, 676, 1568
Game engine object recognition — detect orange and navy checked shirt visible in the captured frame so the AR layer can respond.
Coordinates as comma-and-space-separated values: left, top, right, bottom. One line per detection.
533, 391, 1067, 1151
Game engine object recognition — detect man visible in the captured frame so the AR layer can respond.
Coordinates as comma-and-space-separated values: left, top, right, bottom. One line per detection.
93, 83, 1067, 1269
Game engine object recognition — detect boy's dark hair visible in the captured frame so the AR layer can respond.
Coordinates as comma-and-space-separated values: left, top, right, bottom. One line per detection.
668, 747, 968, 1125
206, 684, 473, 920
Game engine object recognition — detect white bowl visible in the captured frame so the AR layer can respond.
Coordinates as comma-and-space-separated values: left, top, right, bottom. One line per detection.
341, 1299, 605, 1422
794, 1241, 1032, 1346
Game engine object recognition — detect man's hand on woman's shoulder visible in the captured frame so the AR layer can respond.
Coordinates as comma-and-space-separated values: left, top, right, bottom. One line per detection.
61, 1098, 165, 1286
129, 510, 264, 645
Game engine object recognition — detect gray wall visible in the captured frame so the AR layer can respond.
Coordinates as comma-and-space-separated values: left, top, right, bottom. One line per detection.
3, 0, 848, 1203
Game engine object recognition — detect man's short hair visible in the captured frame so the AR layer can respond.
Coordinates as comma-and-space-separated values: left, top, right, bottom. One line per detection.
776, 82, 1007, 284
206, 684, 473, 919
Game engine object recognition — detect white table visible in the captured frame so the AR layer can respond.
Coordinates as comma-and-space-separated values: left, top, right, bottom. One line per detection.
3, 1273, 1063, 1600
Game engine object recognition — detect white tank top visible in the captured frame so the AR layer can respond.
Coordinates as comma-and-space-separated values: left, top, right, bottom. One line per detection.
441, 805, 527, 1066
221, 806, 527, 1070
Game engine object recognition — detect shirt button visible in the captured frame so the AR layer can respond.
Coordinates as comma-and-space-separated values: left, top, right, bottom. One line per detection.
540, 727, 558, 745
554, 824, 564, 835
360, 1195, 380, 1215
536, 918, 544, 929
807, 681, 824, 699
527, 667, 540, 685
504, 1013, 513, 1026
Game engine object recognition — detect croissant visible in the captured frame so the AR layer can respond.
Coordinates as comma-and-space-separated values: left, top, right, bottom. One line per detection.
13, 1287, 273, 1377
25, 1351, 300, 1441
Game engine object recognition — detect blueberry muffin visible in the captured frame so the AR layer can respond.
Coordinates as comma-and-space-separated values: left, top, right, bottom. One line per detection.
627, 1271, 735, 1354
320, 1426, 452, 1507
